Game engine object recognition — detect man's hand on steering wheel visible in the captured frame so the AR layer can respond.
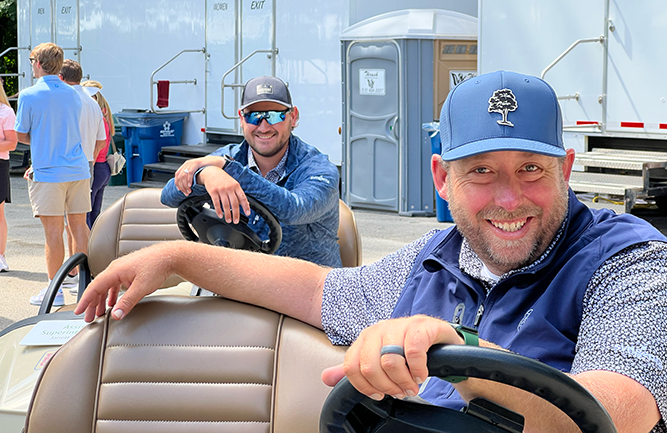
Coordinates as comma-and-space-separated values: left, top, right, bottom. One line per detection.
322, 315, 465, 401
174, 156, 251, 223
180, 162, 250, 224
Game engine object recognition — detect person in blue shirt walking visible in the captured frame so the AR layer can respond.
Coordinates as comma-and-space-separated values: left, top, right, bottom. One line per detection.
78, 71, 666, 432
161, 76, 341, 268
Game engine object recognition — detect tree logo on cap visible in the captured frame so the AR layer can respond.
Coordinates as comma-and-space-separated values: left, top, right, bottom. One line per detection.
488, 89, 518, 127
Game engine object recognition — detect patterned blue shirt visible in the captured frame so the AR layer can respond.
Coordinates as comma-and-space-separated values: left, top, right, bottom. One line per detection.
322, 229, 667, 432
247, 146, 289, 183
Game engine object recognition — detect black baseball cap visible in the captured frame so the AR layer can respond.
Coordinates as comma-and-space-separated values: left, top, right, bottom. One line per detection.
240, 76, 293, 111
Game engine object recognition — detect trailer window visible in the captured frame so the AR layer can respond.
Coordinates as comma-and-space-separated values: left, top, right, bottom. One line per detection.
442, 45, 456, 54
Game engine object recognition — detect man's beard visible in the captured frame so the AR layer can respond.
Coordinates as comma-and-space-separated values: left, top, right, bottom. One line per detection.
249, 139, 289, 158
447, 180, 569, 274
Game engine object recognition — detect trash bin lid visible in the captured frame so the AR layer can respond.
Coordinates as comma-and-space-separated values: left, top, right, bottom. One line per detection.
422, 121, 440, 132
341, 9, 477, 41
115, 110, 189, 128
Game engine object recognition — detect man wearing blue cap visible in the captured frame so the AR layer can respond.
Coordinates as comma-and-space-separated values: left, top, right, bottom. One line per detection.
77, 71, 666, 432
161, 76, 341, 268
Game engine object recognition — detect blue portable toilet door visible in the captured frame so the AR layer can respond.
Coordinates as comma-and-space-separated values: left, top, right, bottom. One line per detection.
345, 41, 401, 212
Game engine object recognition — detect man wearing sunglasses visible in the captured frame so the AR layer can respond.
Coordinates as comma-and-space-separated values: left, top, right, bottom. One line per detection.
161, 76, 341, 268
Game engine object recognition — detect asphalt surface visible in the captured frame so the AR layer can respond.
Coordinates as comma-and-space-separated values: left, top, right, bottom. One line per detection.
2, 175, 666, 332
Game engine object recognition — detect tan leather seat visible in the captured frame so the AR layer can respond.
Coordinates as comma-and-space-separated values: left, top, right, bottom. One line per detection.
88, 188, 186, 287
25, 189, 357, 431
337, 200, 362, 267
87, 188, 361, 277
25, 296, 347, 433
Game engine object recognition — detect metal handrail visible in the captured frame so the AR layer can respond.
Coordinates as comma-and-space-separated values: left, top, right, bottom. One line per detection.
0, 72, 25, 78
61, 46, 82, 54
1, 47, 30, 95
220, 48, 279, 120
540, 36, 604, 80
557, 92, 580, 101
0, 46, 30, 58
149, 48, 206, 113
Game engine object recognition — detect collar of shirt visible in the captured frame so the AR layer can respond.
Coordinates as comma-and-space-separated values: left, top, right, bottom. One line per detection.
458, 217, 568, 291
247, 147, 289, 184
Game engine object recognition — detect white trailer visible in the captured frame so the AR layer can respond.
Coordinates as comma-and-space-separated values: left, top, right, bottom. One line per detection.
5, 0, 476, 167
479, 0, 667, 213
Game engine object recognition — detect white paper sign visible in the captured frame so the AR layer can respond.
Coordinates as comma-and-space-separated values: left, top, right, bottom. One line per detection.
449, 70, 477, 89
359, 69, 386, 96
20, 320, 88, 346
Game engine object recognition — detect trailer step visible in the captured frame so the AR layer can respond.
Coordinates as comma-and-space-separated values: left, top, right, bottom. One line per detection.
569, 171, 643, 196
160, 144, 225, 157
129, 180, 169, 189
162, 154, 190, 165
575, 149, 667, 171
142, 162, 182, 172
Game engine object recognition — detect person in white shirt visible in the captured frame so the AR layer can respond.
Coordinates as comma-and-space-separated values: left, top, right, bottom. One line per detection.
58, 59, 106, 293
59, 59, 106, 181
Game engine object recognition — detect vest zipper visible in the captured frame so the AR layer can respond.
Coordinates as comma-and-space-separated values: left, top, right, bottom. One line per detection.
473, 303, 485, 327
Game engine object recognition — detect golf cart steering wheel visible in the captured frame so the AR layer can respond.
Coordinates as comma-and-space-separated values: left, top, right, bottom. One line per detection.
320, 345, 617, 433
177, 193, 282, 254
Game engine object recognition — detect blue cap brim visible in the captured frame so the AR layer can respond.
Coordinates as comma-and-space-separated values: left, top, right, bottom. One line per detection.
442, 137, 567, 161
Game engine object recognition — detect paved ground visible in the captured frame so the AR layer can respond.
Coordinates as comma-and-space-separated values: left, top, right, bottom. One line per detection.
0, 176, 446, 331
2, 175, 666, 332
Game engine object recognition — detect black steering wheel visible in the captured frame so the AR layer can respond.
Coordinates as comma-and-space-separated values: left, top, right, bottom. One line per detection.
320, 345, 617, 433
176, 193, 282, 254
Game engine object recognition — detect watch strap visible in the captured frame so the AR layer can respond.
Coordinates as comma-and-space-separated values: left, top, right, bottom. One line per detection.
442, 323, 479, 383
453, 324, 479, 347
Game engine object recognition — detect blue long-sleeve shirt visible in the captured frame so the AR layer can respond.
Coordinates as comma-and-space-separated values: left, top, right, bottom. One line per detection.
161, 134, 342, 267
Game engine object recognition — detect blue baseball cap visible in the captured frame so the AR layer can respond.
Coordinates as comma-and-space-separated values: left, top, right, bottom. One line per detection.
439, 70, 565, 161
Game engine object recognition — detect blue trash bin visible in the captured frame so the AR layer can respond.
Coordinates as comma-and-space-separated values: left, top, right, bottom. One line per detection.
115, 111, 189, 186
422, 122, 453, 223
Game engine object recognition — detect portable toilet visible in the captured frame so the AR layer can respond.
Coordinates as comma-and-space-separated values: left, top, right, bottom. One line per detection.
340, 9, 477, 215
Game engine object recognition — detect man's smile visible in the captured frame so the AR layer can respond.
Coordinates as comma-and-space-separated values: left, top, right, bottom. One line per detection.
255, 131, 276, 140
489, 218, 529, 233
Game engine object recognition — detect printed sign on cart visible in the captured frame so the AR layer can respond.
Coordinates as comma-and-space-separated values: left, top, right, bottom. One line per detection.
20, 320, 88, 346
359, 69, 386, 96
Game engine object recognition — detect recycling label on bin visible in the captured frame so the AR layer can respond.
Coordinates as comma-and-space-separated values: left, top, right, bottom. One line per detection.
160, 121, 175, 137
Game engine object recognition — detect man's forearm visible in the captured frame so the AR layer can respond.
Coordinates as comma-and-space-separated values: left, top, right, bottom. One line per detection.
16, 132, 30, 144
455, 368, 659, 432
167, 241, 329, 328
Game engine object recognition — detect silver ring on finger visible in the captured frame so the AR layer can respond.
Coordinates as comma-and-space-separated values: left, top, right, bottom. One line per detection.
184, 169, 190, 174
380, 345, 405, 358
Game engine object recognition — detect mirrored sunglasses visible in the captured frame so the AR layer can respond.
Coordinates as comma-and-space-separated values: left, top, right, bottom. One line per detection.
242, 110, 289, 126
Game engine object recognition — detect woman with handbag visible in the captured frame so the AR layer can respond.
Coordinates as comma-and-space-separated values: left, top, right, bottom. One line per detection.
0, 78, 17, 272
81, 80, 114, 228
